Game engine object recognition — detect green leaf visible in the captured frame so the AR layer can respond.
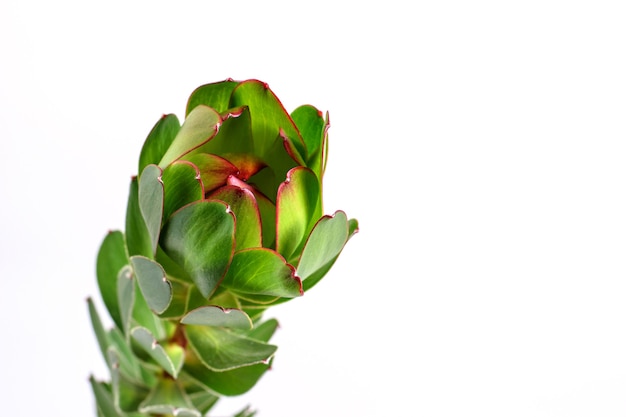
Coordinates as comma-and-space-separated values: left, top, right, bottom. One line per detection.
90, 377, 123, 417
181, 306, 252, 330
130, 256, 172, 315
160, 200, 235, 298
96, 231, 128, 330
159, 105, 222, 168
275, 167, 320, 262
191, 106, 255, 158
161, 161, 204, 223
185, 325, 277, 371
219, 177, 276, 249
131, 326, 184, 378
291, 105, 325, 176
116, 265, 134, 336
125, 177, 153, 258
156, 245, 193, 284
208, 185, 262, 251
186, 78, 239, 115
181, 319, 278, 396
138, 164, 164, 255
139, 114, 181, 174
139, 378, 200, 417
184, 358, 271, 397
298, 214, 358, 291
182, 153, 238, 194
222, 248, 302, 298
87, 298, 111, 368
296, 210, 349, 282
229, 80, 306, 161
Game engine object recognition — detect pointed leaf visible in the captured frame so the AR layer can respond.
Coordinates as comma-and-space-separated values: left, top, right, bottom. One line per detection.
138, 164, 164, 255
208, 185, 262, 251
131, 327, 183, 378
275, 167, 320, 262
185, 325, 276, 371
87, 298, 111, 368
161, 160, 204, 223
181, 306, 252, 330
139, 378, 200, 417
159, 105, 222, 168
222, 248, 302, 298
139, 114, 181, 174
160, 200, 235, 298
90, 377, 123, 417
130, 256, 172, 315
96, 231, 128, 330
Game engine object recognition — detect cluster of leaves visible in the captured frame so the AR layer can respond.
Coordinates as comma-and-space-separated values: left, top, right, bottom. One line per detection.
88, 79, 358, 416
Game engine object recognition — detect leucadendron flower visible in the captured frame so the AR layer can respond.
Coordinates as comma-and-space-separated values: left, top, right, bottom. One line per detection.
88, 79, 358, 417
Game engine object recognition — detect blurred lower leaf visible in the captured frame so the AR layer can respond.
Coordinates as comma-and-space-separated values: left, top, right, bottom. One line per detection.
138, 378, 200, 417
185, 325, 276, 371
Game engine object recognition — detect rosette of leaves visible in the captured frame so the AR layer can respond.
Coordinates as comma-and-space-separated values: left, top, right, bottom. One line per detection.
88, 79, 358, 417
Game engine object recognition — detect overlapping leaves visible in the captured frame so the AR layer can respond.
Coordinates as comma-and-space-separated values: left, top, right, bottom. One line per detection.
89, 78, 357, 417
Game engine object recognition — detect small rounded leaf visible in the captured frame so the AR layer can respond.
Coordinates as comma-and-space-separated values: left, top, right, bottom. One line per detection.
181, 306, 253, 330
130, 256, 172, 315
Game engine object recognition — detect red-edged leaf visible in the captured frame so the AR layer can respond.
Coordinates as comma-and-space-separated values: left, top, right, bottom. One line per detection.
221, 248, 302, 298
275, 167, 320, 263
208, 185, 262, 251
181, 153, 238, 194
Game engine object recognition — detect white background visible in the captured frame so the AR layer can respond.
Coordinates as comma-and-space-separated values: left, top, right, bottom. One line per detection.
1, 1, 626, 416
